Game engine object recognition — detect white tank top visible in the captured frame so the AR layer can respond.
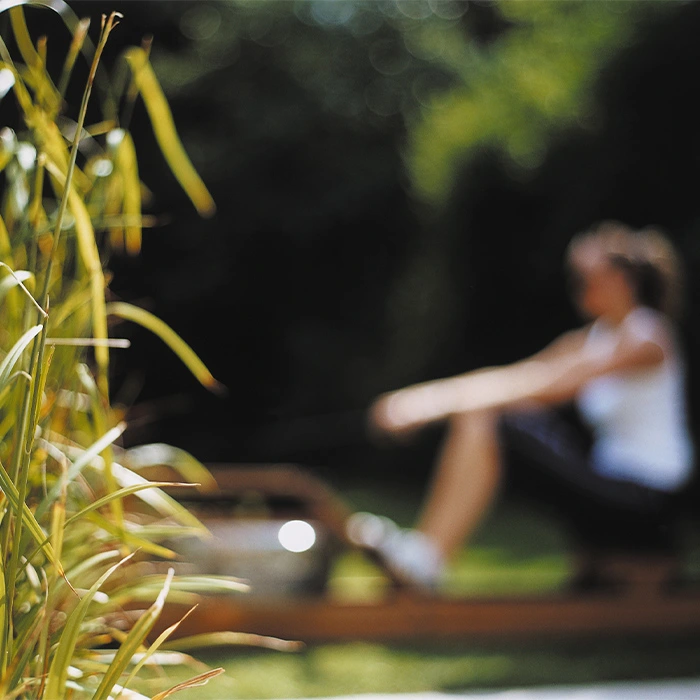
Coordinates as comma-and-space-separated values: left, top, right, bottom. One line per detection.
576, 307, 695, 491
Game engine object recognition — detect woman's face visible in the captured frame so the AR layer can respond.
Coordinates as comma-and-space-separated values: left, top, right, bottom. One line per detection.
569, 245, 633, 319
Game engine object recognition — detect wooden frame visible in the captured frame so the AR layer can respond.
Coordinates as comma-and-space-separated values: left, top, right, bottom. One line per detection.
155, 464, 700, 643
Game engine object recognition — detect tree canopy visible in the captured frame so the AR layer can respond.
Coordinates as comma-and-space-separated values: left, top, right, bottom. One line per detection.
17, 0, 698, 481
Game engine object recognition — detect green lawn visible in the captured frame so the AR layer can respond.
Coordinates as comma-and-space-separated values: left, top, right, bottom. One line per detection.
137, 481, 700, 700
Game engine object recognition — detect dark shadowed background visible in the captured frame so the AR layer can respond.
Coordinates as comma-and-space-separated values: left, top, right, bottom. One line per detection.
6, 1, 700, 496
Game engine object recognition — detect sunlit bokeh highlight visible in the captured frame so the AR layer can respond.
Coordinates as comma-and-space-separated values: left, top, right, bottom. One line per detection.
278, 520, 317, 553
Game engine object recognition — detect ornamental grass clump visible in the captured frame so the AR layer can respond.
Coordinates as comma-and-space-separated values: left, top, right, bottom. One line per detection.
0, 2, 242, 697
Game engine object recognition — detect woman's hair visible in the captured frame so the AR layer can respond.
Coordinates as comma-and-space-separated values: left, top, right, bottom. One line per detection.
566, 220, 683, 317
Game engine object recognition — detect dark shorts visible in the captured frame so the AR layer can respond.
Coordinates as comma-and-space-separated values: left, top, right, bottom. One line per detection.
499, 408, 678, 553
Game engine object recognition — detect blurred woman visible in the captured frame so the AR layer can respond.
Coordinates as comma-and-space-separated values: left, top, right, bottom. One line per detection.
349, 221, 695, 590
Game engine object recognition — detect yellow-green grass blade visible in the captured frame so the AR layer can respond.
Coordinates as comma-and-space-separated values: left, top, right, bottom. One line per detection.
116, 523, 206, 541
0, 324, 41, 390
57, 16, 89, 98
91, 568, 175, 700
106, 301, 224, 394
0, 459, 60, 568
50, 488, 66, 566
0, 2, 102, 145
44, 160, 109, 382
108, 460, 210, 532
35, 422, 126, 521
64, 481, 194, 528
2, 602, 46, 695
0, 267, 34, 304
64, 549, 119, 582
120, 47, 216, 218
0, 126, 15, 174
44, 553, 133, 700
0, 1, 120, 122
46, 282, 91, 329
0, 58, 33, 117
54, 551, 121, 600
34, 485, 184, 586
110, 576, 249, 605
114, 605, 197, 695
9, 6, 60, 113
86, 512, 178, 560
0, 262, 42, 328
8, 5, 39, 67
0, 537, 7, 677
161, 631, 303, 653
27, 104, 92, 194
123, 443, 218, 492
0, 212, 11, 257
109, 128, 142, 255
150, 667, 225, 700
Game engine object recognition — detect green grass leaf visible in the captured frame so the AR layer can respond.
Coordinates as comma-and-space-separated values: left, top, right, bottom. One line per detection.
151, 667, 225, 700
0, 324, 41, 390
44, 553, 134, 699
0, 459, 60, 568
65, 481, 195, 527
120, 47, 215, 218
35, 422, 126, 521
91, 568, 174, 700
106, 301, 224, 394
123, 443, 218, 493
0, 267, 33, 304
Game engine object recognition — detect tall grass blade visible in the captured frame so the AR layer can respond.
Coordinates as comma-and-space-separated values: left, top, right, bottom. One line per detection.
0, 267, 34, 304
120, 47, 216, 217
106, 301, 224, 393
0, 324, 42, 390
111, 128, 142, 255
150, 667, 225, 700
0, 212, 11, 256
8, 7, 59, 115
124, 443, 218, 492
44, 553, 134, 700
2, 605, 46, 696
0, 546, 7, 677
111, 575, 249, 603
64, 481, 194, 527
0, 459, 59, 566
57, 16, 89, 98
91, 568, 174, 700
108, 460, 209, 531
43, 160, 110, 384
162, 631, 304, 653
113, 606, 196, 697
35, 422, 126, 521
86, 512, 179, 560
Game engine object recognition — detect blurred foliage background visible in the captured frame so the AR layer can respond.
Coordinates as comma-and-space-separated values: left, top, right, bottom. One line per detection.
9, 0, 700, 492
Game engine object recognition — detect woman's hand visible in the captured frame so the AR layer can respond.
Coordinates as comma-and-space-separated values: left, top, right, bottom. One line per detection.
369, 383, 456, 438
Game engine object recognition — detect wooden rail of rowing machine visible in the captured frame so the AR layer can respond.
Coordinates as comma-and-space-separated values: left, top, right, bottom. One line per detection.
154, 463, 700, 644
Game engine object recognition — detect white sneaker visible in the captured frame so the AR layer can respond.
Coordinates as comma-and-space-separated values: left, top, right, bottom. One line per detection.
346, 512, 444, 591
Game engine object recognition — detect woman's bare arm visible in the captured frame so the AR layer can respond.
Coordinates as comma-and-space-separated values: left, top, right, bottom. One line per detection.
371, 323, 666, 435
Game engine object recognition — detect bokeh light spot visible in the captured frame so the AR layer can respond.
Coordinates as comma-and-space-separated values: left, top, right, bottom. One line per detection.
370, 38, 410, 76
311, 0, 356, 27
429, 0, 468, 20
278, 520, 317, 553
180, 5, 222, 42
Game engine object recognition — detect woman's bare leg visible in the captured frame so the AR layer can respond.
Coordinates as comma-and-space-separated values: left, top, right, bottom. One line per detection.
415, 410, 502, 559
